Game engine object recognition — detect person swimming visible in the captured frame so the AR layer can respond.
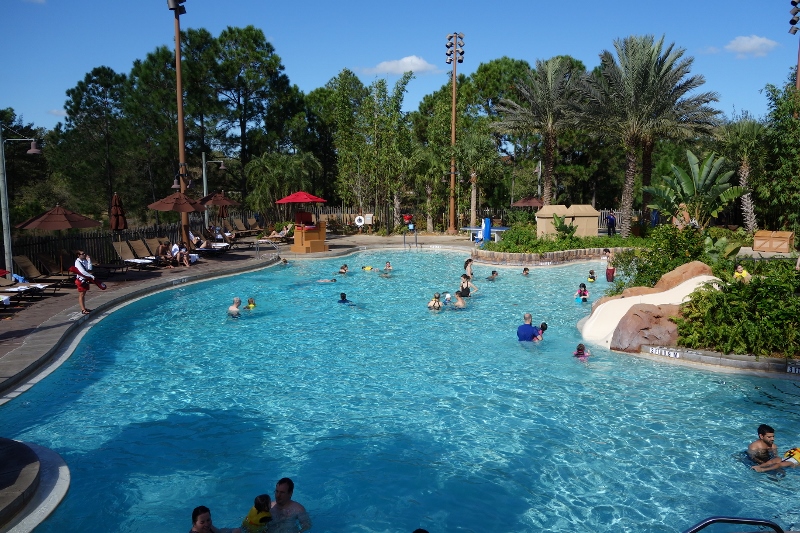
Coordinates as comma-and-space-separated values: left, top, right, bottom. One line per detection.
588, 270, 596, 282
245, 297, 256, 310
574, 343, 590, 360
574, 283, 589, 302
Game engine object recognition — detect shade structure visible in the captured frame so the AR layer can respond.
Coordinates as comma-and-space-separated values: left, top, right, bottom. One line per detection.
148, 192, 206, 213
15, 205, 102, 231
275, 191, 327, 204
110, 193, 128, 231
199, 190, 240, 207
511, 196, 544, 208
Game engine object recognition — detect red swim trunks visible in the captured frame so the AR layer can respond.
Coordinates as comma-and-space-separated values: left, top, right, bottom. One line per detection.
75, 278, 90, 292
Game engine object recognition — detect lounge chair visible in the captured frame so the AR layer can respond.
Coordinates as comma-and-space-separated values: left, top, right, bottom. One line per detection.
37, 253, 72, 276
261, 223, 293, 244
233, 218, 259, 237
12, 255, 72, 289
113, 241, 157, 270
0, 275, 56, 299
144, 238, 176, 267
128, 239, 166, 266
188, 238, 229, 256
247, 217, 264, 233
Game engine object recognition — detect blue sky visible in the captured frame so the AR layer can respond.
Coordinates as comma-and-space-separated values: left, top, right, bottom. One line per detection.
1, 0, 791, 131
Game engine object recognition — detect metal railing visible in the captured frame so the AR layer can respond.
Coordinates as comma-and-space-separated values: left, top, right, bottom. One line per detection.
683, 516, 784, 533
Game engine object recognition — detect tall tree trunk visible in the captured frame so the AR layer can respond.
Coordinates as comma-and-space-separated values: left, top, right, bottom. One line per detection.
393, 190, 401, 229
469, 171, 477, 228
641, 139, 654, 217
425, 184, 434, 232
619, 147, 638, 238
739, 159, 758, 233
542, 134, 555, 205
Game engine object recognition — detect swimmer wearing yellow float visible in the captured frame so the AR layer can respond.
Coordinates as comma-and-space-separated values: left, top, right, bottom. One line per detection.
361, 266, 375, 271
588, 270, 596, 282
245, 297, 256, 310
242, 494, 272, 533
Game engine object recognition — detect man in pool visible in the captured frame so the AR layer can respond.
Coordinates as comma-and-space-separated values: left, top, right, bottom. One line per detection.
272, 477, 311, 532
228, 297, 241, 317
517, 313, 537, 341
338, 293, 351, 304
486, 270, 498, 281
748, 424, 778, 464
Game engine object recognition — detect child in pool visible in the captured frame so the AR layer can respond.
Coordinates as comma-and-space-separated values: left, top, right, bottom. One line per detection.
574, 283, 589, 302
574, 343, 591, 360
588, 270, 596, 282
241, 494, 272, 533
245, 297, 256, 310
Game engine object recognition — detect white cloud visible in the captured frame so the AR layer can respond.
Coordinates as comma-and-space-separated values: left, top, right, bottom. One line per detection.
724, 35, 778, 58
47, 109, 67, 117
698, 46, 720, 55
363, 55, 438, 75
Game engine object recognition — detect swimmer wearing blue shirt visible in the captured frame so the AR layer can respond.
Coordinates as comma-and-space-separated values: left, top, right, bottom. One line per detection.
338, 293, 351, 304
517, 313, 547, 341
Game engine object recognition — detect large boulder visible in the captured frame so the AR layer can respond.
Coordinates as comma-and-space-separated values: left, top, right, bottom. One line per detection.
610, 304, 682, 353
654, 261, 713, 291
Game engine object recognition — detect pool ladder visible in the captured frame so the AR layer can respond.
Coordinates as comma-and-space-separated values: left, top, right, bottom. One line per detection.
254, 239, 279, 261
683, 516, 786, 533
403, 231, 419, 249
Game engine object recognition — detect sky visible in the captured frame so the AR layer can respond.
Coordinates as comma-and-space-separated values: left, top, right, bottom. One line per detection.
1, 0, 793, 131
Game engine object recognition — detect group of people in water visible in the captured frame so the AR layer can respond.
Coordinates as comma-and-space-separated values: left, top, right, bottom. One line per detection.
227, 297, 257, 317
189, 478, 310, 533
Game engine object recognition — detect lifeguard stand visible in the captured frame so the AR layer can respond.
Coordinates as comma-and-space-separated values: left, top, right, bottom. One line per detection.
290, 211, 328, 253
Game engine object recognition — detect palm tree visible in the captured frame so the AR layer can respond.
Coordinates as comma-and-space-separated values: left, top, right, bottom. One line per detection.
456, 124, 500, 227
715, 114, 765, 233
495, 56, 580, 206
643, 149, 744, 230
578, 35, 719, 237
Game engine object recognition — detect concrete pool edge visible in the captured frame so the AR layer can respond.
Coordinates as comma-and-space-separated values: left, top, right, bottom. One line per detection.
0, 442, 69, 533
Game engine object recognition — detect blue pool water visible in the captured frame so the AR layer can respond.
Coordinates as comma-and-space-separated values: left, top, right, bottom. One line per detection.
2, 250, 800, 533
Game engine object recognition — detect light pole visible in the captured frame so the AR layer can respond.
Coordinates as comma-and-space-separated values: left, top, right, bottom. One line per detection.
791, 1, 800, 91
0, 124, 41, 279
201, 151, 226, 227
168, 0, 190, 245
445, 32, 464, 235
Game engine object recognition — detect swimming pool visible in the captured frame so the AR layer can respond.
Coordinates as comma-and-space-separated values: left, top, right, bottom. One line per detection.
2, 249, 799, 533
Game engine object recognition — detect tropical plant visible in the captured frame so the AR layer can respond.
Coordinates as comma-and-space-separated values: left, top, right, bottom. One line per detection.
675, 260, 800, 357
552, 213, 577, 239
703, 235, 740, 263
715, 113, 764, 233
643, 149, 744, 230
578, 35, 719, 237
495, 56, 581, 205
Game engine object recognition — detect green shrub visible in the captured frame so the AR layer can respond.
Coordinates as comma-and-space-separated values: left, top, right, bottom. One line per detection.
611, 225, 705, 290
484, 225, 646, 254
675, 259, 800, 358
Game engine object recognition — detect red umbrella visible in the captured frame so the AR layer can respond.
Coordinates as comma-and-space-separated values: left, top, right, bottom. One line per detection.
275, 191, 327, 204
148, 192, 206, 213
110, 193, 128, 231
16, 205, 102, 230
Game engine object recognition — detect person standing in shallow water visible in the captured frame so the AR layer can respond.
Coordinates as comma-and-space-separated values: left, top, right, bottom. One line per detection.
271, 477, 311, 532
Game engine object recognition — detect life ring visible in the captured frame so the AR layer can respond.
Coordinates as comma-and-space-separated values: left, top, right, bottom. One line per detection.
355, 215, 365, 227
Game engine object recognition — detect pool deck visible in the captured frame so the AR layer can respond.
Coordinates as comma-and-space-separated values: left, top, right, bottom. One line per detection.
0, 233, 795, 532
